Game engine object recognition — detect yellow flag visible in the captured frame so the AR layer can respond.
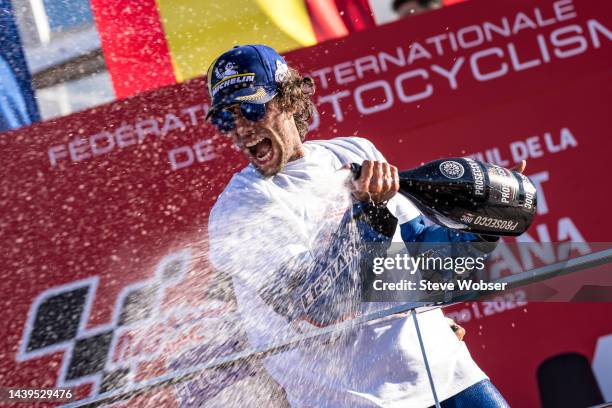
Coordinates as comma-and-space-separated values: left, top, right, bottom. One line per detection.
156, 0, 317, 81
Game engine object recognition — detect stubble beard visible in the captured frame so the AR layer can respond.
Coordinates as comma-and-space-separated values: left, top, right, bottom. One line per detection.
256, 133, 289, 178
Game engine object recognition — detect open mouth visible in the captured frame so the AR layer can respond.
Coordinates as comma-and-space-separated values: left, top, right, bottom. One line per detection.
245, 136, 274, 165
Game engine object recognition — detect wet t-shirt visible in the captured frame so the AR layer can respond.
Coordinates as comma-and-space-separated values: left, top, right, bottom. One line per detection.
208, 137, 487, 408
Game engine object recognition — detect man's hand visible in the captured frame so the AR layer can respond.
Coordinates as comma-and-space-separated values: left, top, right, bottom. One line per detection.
446, 317, 466, 341
347, 160, 399, 204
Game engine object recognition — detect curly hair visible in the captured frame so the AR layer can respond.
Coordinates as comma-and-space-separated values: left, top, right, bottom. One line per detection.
275, 68, 316, 141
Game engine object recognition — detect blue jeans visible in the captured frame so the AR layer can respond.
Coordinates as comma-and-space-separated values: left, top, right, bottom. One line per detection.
429, 379, 510, 408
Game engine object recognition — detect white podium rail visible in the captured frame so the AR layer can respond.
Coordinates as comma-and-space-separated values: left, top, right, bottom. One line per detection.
62, 248, 612, 408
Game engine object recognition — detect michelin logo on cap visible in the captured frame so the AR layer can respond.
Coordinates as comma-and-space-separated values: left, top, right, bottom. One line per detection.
215, 62, 238, 79
206, 45, 291, 116
211, 72, 256, 97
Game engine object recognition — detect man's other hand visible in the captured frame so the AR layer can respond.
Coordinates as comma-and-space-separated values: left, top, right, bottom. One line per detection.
446, 317, 466, 341
511, 160, 527, 173
348, 161, 399, 204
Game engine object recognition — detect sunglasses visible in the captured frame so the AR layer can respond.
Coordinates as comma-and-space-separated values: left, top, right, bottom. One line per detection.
211, 102, 267, 133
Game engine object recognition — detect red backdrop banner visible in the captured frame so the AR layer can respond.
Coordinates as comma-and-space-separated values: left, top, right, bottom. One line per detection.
1, 0, 611, 406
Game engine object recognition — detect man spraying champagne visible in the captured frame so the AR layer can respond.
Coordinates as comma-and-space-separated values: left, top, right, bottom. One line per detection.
206, 44, 521, 407
350, 158, 537, 236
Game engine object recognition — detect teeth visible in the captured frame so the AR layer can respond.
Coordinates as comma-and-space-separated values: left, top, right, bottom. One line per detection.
245, 137, 264, 148
256, 150, 273, 163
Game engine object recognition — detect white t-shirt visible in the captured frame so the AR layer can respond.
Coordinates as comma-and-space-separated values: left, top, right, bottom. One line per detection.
208, 137, 487, 408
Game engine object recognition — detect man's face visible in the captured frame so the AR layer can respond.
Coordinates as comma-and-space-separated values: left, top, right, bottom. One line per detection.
225, 100, 304, 177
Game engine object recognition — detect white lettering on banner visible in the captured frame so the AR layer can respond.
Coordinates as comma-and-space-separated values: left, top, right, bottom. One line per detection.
378, 48, 406, 71
513, 12, 538, 33
90, 131, 114, 156
551, 25, 589, 58
161, 113, 187, 135
554, 0, 577, 21
482, 19, 511, 41
181, 106, 203, 126
470, 47, 508, 81
307, 1, 611, 126
467, 147, 507, 166
468, 127, 578, 171
395, 69, 432, 103
457, 25, 485, 49
493, 209, 589, 279
316, 20, 610, 121
431, 58, 464, 90
354, 55, 380, 79
537, 34, 552, 63
516, 221, 590, 259
116, 124, 137, 148
483, 162, 591, 279
48, 145, 67, 166
354, 80, 394, 114
589, 19, 612, 48
136, 118, 161, 142
317, 91, 351, 122
445, 290, 529, 324
515, 226, 557, 269
489, 148, 509, 166
528, 137, 544, 158
507, 42, 541, 71
68, 138, 91, 162
491, 217, 591, 279
334, 61, 357, 85
310, 67, 332, 89
47, 104, 209, 168
534, 8, 557, 27
310, 1, 589, 90
169, 139, 217, 172
468, 21, 594, 80
407, 42, 432, 64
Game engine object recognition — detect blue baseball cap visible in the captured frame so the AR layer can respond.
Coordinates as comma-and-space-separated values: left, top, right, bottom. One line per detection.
205, 44, 289, 120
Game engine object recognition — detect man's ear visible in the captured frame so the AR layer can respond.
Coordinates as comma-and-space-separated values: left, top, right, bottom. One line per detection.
302, 77, 315, 96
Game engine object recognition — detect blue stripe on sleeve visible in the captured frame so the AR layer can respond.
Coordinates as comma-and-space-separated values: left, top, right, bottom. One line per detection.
400, 214, 479, 243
